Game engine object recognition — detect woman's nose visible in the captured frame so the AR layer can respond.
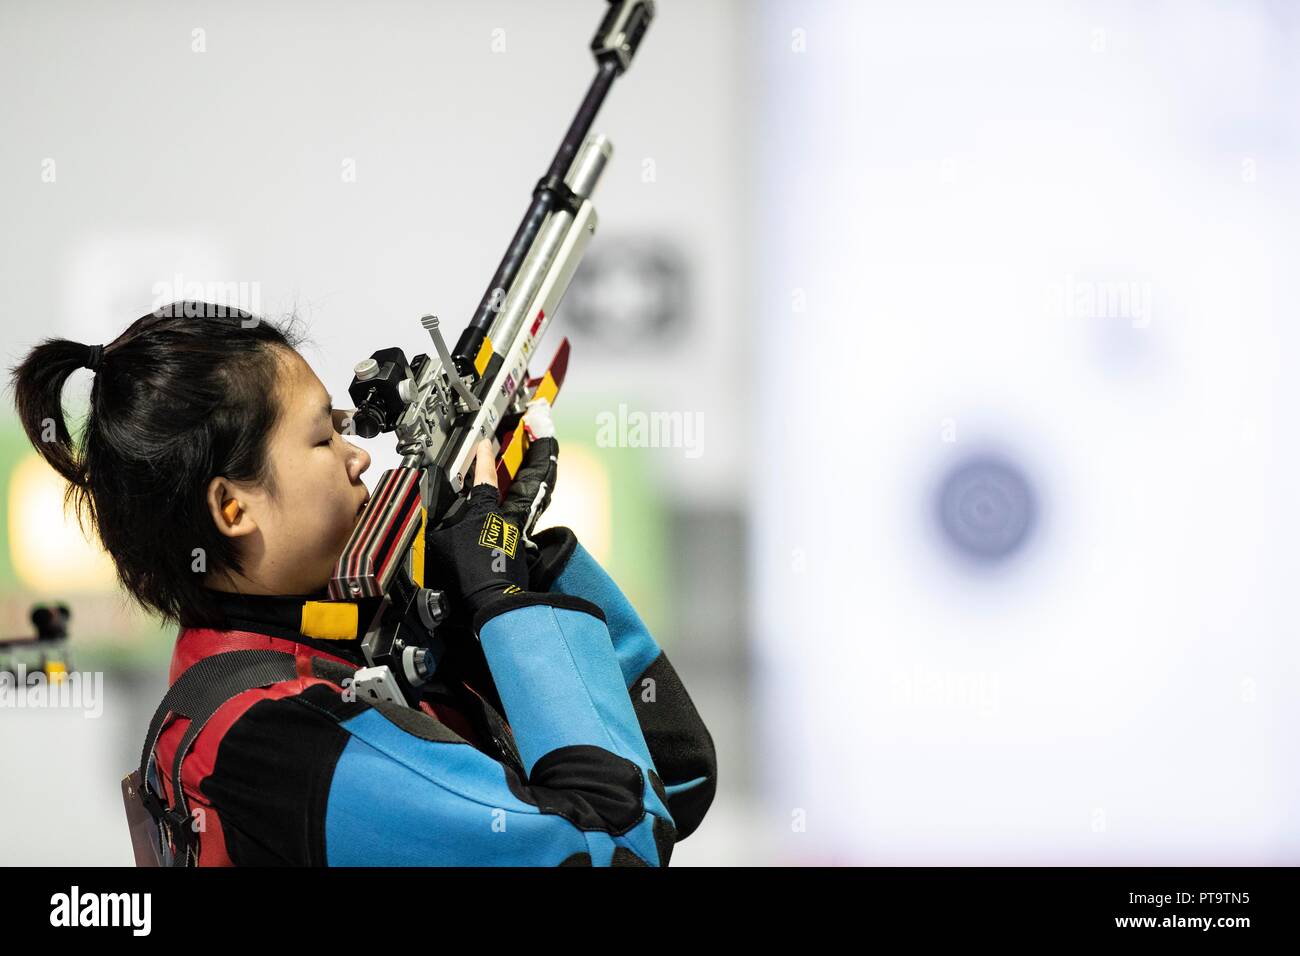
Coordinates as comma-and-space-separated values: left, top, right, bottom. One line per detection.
347, 444, 371, 481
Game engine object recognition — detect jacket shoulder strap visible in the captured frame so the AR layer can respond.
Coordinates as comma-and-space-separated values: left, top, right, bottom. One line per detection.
131, 648, 300, 866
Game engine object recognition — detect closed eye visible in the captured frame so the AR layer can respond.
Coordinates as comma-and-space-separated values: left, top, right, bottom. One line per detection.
316, 434, 333, 447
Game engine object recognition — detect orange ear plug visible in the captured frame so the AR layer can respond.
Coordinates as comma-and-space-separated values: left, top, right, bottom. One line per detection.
221, 499, 240, 524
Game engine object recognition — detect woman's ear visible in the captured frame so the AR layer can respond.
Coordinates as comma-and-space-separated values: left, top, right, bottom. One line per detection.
206, 476, 258, 539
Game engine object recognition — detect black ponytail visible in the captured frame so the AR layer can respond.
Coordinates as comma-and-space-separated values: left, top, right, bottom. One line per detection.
7, 302, 306, 628
11, 338, 96, 493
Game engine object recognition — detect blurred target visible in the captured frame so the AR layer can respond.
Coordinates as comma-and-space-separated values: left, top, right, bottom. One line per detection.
935, 455, 1037, 563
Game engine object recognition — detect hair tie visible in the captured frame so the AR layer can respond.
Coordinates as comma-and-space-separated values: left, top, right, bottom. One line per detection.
83, 344, 105, 372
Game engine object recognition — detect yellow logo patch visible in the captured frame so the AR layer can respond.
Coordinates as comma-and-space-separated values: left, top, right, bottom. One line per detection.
478, 513, 519, 558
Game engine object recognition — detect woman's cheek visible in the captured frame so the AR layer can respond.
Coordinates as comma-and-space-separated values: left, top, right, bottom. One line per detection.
334, 496, 360, 542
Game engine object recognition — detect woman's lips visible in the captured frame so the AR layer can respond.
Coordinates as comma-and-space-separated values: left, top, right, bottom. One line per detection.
356, 496, 371, 520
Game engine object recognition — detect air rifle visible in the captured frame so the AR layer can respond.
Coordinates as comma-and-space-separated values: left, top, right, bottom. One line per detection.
327, 0, 654, 708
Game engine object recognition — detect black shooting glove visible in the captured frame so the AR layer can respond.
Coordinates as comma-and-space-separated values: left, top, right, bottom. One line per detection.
525, 525, 581, 593
497, 396, 570, 587
425, 399, 562, 625
425, 479, 530, 626
501, 397, 559, 554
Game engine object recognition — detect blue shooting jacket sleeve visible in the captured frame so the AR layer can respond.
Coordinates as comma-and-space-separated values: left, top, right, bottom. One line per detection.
529, 526, 718, 841
320, 588, 677, 866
